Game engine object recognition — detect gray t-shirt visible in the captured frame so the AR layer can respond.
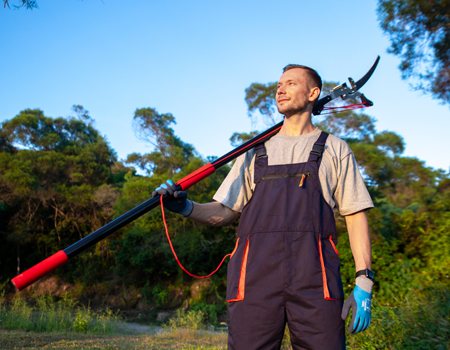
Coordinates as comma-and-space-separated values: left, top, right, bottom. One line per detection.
213, 127, 374, 216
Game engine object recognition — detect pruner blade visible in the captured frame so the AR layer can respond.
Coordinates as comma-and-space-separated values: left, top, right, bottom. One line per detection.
348, 77, 356, 89
354, 55, 380, 91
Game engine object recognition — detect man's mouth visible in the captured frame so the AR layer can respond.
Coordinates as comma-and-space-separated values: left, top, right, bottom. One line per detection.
277, 99, 289, 103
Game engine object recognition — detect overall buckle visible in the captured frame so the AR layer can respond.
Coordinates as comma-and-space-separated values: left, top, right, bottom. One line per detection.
310, 144, 324, 156
255, 147, 267, 159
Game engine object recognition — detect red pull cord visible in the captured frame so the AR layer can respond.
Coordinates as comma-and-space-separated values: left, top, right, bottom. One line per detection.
320, 103, 367, 115
160, 195, 236, 279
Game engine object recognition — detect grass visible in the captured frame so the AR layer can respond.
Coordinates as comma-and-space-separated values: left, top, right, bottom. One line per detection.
0, 292, 121, 334
0, 328, 229, 350
0, 328, 297, 350
0, 304, 292, 350
1, 285, 448, 349
0, 294, 228, 349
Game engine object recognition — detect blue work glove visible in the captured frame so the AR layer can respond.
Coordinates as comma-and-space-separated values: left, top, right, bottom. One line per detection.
152, 180, 193, 216
341, 285, 372, 334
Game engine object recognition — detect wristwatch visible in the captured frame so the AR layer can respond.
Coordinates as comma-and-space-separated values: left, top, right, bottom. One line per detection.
355, 269, 374, 281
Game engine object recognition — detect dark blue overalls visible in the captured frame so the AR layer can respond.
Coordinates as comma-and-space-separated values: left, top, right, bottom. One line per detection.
226, 132, 345, 350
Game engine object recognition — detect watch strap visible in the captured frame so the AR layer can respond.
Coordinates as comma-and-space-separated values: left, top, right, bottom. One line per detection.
355, 269, 374, 281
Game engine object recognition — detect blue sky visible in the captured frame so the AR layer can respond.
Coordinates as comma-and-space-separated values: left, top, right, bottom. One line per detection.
1, 0, 448, 172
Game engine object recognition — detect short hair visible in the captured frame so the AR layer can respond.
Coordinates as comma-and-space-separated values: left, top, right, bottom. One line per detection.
282, 64, 322, 92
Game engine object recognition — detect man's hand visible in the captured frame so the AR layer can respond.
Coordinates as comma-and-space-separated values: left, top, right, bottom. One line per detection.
341, 285, 372, 334
152, 180, 193, 216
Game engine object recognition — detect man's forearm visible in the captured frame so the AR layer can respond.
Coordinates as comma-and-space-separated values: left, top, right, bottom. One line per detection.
188, 201, 240, 227
345, 210, 372, 271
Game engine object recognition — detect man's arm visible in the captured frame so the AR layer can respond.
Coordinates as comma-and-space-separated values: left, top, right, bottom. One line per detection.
189, 201, 240, 227
151, 180, 240, 227
345, 210, 372, 271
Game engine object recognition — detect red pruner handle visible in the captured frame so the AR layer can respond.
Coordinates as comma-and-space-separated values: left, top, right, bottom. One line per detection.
177, 163, 215, 191
11, 250, 69, 291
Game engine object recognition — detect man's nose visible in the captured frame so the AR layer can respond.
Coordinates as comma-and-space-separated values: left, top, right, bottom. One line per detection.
277, 86, 285, 95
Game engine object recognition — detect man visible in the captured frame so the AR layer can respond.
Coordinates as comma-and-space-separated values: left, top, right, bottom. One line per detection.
153, 64, 374, 350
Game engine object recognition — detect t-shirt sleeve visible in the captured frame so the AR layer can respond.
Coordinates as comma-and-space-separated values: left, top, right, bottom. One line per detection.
212, 150, 255, 213
334, 152, 374, 216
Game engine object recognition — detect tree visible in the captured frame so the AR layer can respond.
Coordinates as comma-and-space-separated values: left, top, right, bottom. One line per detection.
0, 108, 120, 280
245, 82, 280, 128
126, 108, 195, 177
377, 0, 450, 104
71, 104, 95, 126
3, 0, 37, 9
229, 131, 259, 147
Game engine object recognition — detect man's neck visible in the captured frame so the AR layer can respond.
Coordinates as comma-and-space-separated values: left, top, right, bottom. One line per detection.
278, 111, 315, 136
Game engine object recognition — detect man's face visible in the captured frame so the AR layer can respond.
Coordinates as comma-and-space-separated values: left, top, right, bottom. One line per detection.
276, 68, 318, 117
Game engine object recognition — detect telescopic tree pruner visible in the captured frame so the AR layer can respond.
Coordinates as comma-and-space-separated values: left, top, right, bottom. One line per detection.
11, 56, 380, 291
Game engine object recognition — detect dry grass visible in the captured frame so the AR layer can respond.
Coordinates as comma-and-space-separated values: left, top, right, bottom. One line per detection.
0, 327, 295, 350
0, 328, 228, 350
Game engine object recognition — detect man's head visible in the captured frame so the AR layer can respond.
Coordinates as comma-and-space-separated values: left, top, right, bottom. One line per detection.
276, 64, 322, 117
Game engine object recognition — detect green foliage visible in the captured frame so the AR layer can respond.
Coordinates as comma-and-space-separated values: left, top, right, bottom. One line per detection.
127, 107, 194, 177
165, 309, 205, 331
281, 325, 291, 349
72, 309, 90, 332
148, 284, 170, 307
377, 0, 450, 104
0, 108, 121, 282
245, 82, 280, 127
347, 286, 450, 349
190, 302, 225, 327
0, 293, 120, 333
229, 131, 259, 147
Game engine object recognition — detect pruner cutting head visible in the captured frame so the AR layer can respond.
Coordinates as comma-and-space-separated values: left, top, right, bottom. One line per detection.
312, 56, 380, 116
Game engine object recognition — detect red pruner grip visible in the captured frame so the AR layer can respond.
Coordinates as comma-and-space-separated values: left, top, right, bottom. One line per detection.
11, 250, 69, 291
177, 163, 216, 190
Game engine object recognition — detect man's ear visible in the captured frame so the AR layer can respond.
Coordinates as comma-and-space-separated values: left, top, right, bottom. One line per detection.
309, 87, 321, 102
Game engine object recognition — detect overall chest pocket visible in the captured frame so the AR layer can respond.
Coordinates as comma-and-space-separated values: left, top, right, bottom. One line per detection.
260, 171, 312, 188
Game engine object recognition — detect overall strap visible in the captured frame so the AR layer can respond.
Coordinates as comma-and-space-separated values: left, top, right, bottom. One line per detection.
308, 131, 329, 165
254, 143, 267, 159
253, 142, 268, 183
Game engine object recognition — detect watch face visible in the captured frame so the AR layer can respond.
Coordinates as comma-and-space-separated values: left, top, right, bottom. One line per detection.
367, 270, 374, 279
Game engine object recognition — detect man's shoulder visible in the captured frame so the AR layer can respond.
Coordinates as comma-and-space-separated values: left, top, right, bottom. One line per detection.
232, 147, 256, 170
325, 132, 348, 145
324, 132, 353, 160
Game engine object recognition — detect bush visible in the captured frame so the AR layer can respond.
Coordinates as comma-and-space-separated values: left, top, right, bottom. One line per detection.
0, 293, 121, 334
347, 285, 450, 349
190, 302, 225, 328
165, 309, 204, 331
